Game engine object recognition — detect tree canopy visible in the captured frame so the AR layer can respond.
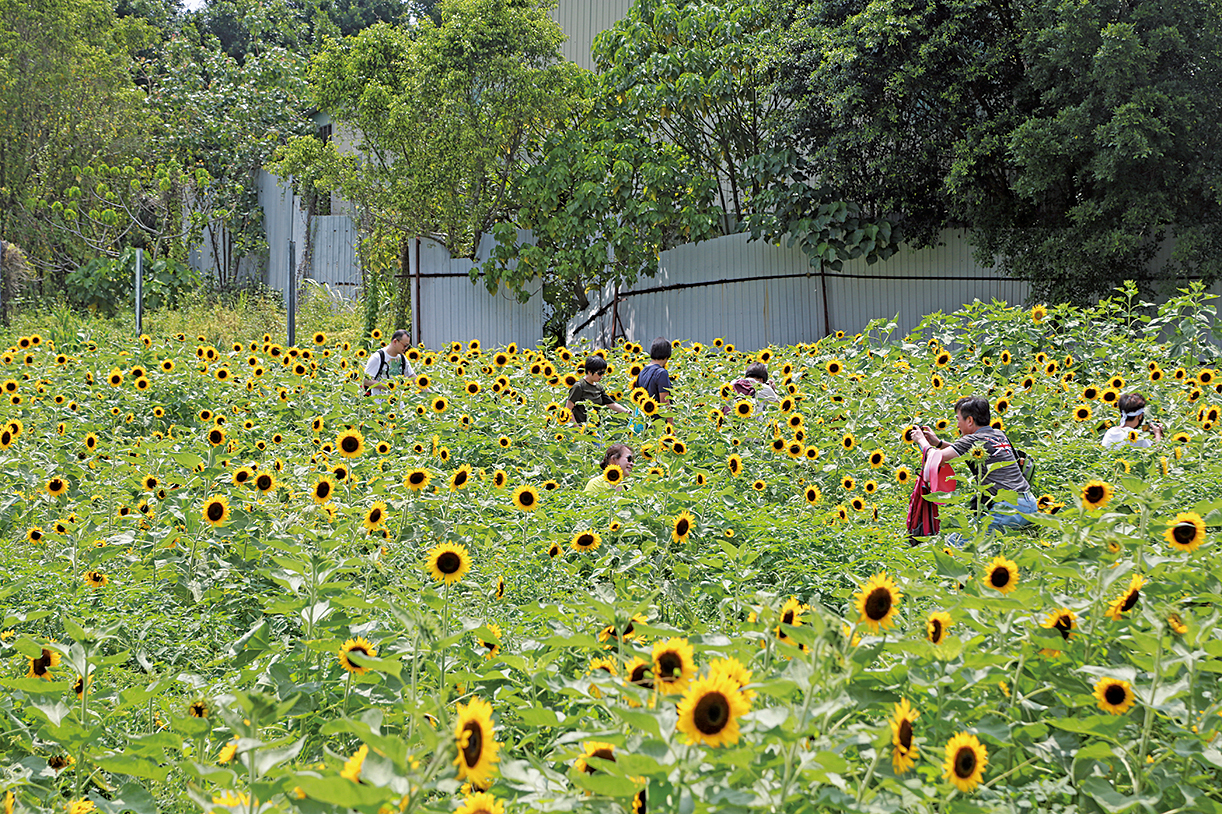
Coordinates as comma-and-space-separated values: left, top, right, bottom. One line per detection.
272, 0, 584, 261
774, 0, 1222, 303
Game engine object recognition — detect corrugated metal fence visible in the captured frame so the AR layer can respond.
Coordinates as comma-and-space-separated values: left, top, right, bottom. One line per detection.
411, 233, 544, 349
567, 230, 1031, 348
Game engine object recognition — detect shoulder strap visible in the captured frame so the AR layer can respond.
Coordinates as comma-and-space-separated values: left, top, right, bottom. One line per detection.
375, 349, 389, 379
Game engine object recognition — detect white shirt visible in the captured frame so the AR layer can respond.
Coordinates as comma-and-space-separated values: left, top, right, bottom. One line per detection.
364, 345, 416, 382
1102, 426, 1151, 448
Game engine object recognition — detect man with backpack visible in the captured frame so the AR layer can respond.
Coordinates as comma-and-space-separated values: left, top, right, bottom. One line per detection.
912, 395, 1035, 535
362, 329, 415, 397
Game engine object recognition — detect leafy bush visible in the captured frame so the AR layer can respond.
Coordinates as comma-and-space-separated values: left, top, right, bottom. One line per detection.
65, 248, 202, 315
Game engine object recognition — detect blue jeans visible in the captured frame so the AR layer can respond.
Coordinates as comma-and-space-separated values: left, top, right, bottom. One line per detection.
988, 491, 1037, 532
946, 491, 1036, 547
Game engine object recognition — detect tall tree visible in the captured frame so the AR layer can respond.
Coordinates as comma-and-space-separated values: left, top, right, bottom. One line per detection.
144, 34, 314, 285
272, 0, 583, 259
0, 0, 151, 271
775, 0, 1222, 304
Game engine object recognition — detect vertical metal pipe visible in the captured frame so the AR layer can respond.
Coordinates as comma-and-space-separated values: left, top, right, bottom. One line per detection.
287, 240, 297, 347
0, 240, 6, 327
135, 248, 144, 336
414, 237, 422, 345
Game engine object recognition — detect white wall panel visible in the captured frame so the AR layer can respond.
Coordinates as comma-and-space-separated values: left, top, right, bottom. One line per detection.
413, 233, 544, 349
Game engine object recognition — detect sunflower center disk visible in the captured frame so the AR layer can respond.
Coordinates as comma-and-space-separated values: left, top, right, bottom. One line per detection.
898, 720, 913, 749
207, 504, 224, 521
954, 748, 976, 778
694, 692, 729, 734
462, 722, 483, 767
438, 553, 462, 574
1105, 685, 1127, 705
658, 654, 682, 680
864, 588, 892, 620
1085, 486, 1104, 503
990, 569, 1010, 589
1173, 525, 1194, 545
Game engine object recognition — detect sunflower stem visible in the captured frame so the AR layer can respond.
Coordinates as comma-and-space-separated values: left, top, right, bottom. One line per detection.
75, 648, 88, 801
439, 581, 450, 703
1135, 636, 1163, 794
855, 745, 883, 803
343, 670, 352, 714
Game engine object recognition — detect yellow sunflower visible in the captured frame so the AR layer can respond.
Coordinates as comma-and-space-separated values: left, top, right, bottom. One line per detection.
404, 469, 431, 491
453, 697, 501, 788
312, 476, 336, 504
201, 495, 230, 528
338, 637, 378, 675
254, 471, 276, 493
26, 646, 60, 680
671, 510, 695, 544
943, 732, 987, 792
84, 570, 108, 588
477, 623, 502, 659
449, 465, 474, 491
855, 572, 901, 632
46, 476, 68, 497
708, 657, 755, 701
652, 638, 696, 695
1039, 607, 1076, 656
363, 502, 388, 531
1105, 574, 1144, 620
926, 611, 952, 645
1164, 511, 1205, 552
727, 454, 743, 477
1093, 677, 1136, 714
512, 484, 539, 512
573, 741, 616, 775
983, 556, 1019, 594
427, 542, 472, 585
455, 792, 504, 814
675, 672, 751, 748
890, 699, 919, 774
570, 530, 601, 553
1080, 479, 1114, 510
336, 428, 365, 458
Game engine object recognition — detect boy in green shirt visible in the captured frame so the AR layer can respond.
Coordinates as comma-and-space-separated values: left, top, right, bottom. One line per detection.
565, 355, 630, 424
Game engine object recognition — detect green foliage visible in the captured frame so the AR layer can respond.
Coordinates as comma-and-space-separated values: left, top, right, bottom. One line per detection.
591, 0, 786, 228
775, 0, 1222, 304
64, 249, 201, 317
0, 0, 153, 268
273, 0, 584, 262
145, 34, 314, 286
481, 101, 721, 311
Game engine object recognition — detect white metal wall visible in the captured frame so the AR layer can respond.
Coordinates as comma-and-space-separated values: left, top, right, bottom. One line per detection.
412, 233, 544, 349
567, 230, 1030, 349
309, 215, 361, 296
552, 0, 634, 69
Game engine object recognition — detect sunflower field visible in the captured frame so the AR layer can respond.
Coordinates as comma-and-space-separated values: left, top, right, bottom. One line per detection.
2, 282, 1221, 814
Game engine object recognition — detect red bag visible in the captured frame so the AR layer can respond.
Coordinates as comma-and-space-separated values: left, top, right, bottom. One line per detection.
907, 451, 956, 544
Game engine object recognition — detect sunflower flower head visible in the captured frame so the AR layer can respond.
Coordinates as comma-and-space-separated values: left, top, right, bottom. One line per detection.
652, 637, 696, 695
453, 697, 501, 788
1105, 574, 1145, 620
1093, 677, 1136, 714
427, 542, 472, 585
983, 556, 1019, 594
890, 699, 919, 774
338, 637, 378, 675
1080, 479, 1114, 511
1164, 511, 1205, 552
943, 732, 987, 792
855, 572, 901, 632
676, 672, 752, 748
